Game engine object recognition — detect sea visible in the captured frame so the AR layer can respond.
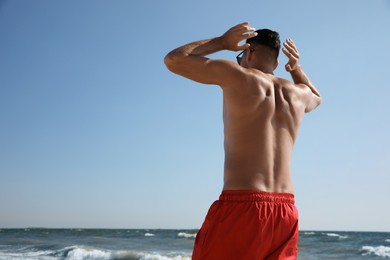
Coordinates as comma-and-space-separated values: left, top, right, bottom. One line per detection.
0, 229, 389, 260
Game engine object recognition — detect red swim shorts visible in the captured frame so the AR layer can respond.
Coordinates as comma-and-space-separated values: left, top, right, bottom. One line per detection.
192, 190, 299, 260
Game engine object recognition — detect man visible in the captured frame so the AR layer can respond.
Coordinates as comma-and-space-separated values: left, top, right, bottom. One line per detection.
164, 22, 321, 260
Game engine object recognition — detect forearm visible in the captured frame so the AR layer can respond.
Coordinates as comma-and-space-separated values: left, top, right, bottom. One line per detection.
165, 22, 256, 65
164, 36, 229, 79
290, 65, 321, 98
164, 22, 256, 84
165, 37, 225, 61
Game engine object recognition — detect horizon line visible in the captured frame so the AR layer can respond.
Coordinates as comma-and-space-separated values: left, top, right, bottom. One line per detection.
1, 227, 389, 233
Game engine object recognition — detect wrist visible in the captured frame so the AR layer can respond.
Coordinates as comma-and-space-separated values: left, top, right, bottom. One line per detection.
289, 64, 302, 73
217, 36, 228, 50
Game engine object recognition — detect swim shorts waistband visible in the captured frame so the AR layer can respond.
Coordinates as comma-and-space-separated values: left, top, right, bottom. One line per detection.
219, 190, 295, 204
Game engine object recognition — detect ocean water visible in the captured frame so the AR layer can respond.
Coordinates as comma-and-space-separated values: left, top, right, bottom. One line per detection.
0, 229, 389, 259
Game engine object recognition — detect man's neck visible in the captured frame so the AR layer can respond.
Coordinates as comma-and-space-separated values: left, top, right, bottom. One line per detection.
256, 65, 274, 75
246, 62, 274, 75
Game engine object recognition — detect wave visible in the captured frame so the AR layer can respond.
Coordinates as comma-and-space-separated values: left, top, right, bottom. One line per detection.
177, 232, 196, 239
0, 245, 191, 260
323, 232, 348, 239
386, 239, 390, 243
144, 233, 155, 237
361, 245, 390, 258
303, 232, 315, 235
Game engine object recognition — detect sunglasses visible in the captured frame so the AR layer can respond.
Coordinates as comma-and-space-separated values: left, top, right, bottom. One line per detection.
236, 48, 255, 64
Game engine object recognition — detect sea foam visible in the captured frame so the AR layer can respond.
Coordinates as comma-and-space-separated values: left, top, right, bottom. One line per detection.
0, 245, 191, 260
65, 246, 190, 260
323, 232, 348, 239
65, 246, 111, 260
361, 245, 390, 258
177, 232, 197, 239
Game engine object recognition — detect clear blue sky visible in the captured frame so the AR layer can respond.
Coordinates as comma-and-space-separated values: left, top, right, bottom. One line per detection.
1, 0, 389, 231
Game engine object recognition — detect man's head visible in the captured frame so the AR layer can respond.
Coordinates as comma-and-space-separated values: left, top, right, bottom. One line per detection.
246, 29, 281, 59
238, 29, 281, 73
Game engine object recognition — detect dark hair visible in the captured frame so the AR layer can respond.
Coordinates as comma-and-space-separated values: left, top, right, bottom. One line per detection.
246, 29, 281, 58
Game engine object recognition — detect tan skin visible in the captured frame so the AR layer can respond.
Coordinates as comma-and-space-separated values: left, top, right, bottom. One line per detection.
164, 22, 321, 193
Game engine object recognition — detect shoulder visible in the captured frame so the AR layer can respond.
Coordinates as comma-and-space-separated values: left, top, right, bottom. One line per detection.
165, 52, 251, 87
271, 77, 297, 94
272, 77, 309, 108
273, 79, 321, 112
273, 77, 307, 96
212, 60, 264, 88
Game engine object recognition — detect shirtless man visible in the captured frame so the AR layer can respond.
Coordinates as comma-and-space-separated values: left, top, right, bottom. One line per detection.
164, 22, 321, 260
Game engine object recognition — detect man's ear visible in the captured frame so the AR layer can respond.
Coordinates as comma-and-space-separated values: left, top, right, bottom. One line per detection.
273, 59, 279, 70
247, 49, 255, 62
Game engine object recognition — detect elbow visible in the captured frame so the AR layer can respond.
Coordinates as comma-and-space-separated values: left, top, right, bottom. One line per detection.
316, 95, 322, 107
164, 51, 185, 73
164, 53, 176, 72
305, 95, 322, 113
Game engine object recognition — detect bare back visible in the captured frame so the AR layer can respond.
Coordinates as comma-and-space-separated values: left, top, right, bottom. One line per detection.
164, 23, 321, 194
222, 70, 307, 193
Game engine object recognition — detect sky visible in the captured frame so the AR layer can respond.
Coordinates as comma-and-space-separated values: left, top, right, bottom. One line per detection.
0, 0, 389, 231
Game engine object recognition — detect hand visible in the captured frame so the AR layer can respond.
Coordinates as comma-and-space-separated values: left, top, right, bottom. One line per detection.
282, 39, 300, 72
221, 22, 258, 51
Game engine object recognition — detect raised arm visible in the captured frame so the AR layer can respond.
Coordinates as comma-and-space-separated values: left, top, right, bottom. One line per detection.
282, 39, 322, 112
164, 23, 257, 87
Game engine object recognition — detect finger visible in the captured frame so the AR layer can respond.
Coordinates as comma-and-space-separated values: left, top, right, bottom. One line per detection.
243, 24, 256, 31
233, 22, 250, 31
288, 38, 296, 46
237, 43, 250, 51
283, 41, 297, 52
234, 21, 254, 30
243, 31, 258, 39
231, 22, 248, 30
285, 39, 299, 53
237, 25, 256, 35
282, 47, 293, 59
233, 25, 256, 42
229, 22, 250, 34
239, 22, 253, 29
283, 42, 299, 58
